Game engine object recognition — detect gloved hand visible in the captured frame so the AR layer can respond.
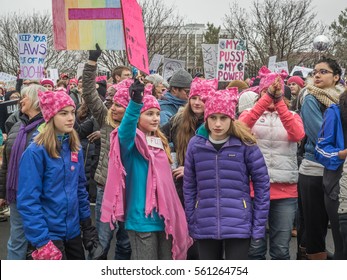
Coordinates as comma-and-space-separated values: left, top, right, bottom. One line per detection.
267, 76, 283, 102
32, 240, 62, 260
80, 218, 104, 260
88, 43, 102, 62
129, 79, 145, 104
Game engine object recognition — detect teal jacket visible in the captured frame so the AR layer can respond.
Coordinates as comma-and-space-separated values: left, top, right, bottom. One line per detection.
118, 100, 164, 232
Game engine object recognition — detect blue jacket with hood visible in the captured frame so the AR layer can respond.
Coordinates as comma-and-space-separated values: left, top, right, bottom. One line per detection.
17, 135, 90, 248
158, 92, 187, 126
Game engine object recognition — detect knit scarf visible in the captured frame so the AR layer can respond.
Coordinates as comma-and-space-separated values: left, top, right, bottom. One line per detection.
6, 117, 43, 203
306, 84, 340, 107
101, 128, 193, 260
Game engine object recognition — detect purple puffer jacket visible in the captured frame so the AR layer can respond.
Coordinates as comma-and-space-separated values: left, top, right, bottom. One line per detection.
183, 133, 270, 240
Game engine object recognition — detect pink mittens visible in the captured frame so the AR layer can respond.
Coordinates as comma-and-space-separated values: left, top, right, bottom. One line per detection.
32, 240, 62, 260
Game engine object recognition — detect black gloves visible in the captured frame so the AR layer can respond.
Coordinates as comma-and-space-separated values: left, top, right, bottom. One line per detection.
88, 43, 102, 62
129, 79, 145, 104
80, 218, 104, 260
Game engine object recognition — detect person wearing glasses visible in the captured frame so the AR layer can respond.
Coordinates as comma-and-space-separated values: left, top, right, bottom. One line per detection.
144, 74, 169, 100
298, 56, 344, 259
158, 69, 193, 126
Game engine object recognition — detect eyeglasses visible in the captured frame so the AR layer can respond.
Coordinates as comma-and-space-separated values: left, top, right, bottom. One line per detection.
181, 88, 190, 95
312, 69, 334, 76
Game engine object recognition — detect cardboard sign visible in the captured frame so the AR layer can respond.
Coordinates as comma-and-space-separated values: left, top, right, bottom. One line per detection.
149, 54, 164, 74
47, 69, 59, 83
121, 0, 149, 74
201, 44, 218, 79
217, 39, 247, 82
52, 0, 125, 50
76, 63, 85, 80
18, 33, 47, 79
162, 58, 185, 81
0, 72, 17, 82
268, 56, 277, 72
0, 100, 19, 132
274, 61, 289, 74
290, 66, 313, 78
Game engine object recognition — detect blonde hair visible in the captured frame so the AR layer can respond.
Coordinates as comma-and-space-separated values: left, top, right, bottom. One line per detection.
155, 128, 173, 164
172, 104, 199, 166
205, 118, 256, 145
105, 108, 120, 128
34, 120, 81, 158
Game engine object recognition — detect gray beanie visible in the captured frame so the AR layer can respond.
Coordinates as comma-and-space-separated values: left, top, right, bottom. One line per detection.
169, 69, 193, 88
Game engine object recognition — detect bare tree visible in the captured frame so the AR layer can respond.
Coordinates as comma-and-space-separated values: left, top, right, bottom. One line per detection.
0, 12, 86, 76
224, 0, 324, 75
330, 8, 347, 70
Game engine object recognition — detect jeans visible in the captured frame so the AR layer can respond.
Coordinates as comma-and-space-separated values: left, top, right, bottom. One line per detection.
95, 186, 131, 259
7, 202, 28, 260
127, 231, 172, 260
249, 198, 297, 260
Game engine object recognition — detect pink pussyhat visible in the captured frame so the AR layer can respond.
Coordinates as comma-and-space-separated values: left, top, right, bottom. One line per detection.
113, 78, 134, 108
38, 90, 76, 122
258, 66, 288, 93
141, 84, 160, 113
203, 87, 239, 121
69, 78, 78, 86
189, 77, 218, 99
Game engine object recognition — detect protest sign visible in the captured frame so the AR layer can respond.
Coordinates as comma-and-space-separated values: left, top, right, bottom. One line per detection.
268, 56, 277, 72
0, 72, 17, 82
52, 0, 125, 50
47, 69, 59, 83
290, 66, 313, 78
274, 61, 289, 74
201, 44, 218, 79
121, 0, 149, 74
0, 100, 19, 132
162, 58, 185, 81
149, 54, 164, 74
217, 39, 247, 82
18, 33, 47, 79
76, 63, 85, 80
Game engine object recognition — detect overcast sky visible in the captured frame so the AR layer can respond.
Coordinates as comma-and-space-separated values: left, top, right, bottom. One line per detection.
0, 0, 345, 27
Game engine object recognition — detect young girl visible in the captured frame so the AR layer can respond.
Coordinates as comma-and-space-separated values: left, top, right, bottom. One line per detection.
101, 81, 193, 260
183, 87, 270, 260
17, 90, 101, 260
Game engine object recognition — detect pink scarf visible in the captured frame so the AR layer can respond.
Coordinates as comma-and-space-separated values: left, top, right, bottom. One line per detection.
101, 128, 193, 260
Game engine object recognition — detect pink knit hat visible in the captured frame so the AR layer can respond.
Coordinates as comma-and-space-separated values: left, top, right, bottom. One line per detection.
258, 66, 288, 93
141, 87, 160, 113
40, 78, 54, 88
189, 77, 218, 99
203, 87, 239, 121
287, 76, 305, 88
38, 90, 76, 122
113, 78, 134, 108
69, 78, 78, 86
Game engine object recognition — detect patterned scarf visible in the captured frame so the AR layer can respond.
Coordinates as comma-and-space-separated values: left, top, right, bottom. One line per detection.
306, 84, 340, 107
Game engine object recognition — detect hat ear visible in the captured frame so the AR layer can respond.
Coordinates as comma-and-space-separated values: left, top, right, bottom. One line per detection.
279, 70, 288, 80
258, 66, 271, 78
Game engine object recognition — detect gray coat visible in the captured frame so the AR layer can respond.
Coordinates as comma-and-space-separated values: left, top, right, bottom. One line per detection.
82, 63, 114, 187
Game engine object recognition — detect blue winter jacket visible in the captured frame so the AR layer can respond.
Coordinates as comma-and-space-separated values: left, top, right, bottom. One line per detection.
183, 126, 270, 240
158, 92, 187, 126
315, 104, 344, 171
300, 94, 326, 163
17, 136, 91, 248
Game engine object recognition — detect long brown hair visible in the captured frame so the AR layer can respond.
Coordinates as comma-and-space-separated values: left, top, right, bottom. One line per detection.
205, 118, 256, 145
172, 104, 199, 166
155, 128, 173, 164
34, 120, 80, 158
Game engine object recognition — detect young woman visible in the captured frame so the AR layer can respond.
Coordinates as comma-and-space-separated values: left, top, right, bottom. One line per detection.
299, 56, 344, 259
0, 84, 47, 259
101, 81, 193, 260
239, 67, 305, 260
183, 87, 270, 260
82, 47, 132, 260
161, 77, 217, 204
17, 90, 101, 260
287, 75, 305, 111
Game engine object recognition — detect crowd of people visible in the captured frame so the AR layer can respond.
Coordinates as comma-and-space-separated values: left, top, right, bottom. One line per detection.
0, 46, 347, 260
